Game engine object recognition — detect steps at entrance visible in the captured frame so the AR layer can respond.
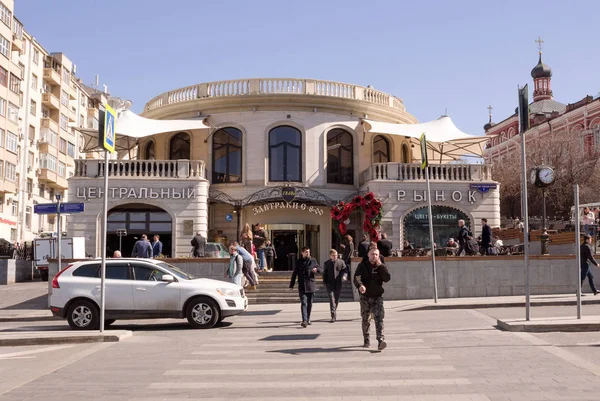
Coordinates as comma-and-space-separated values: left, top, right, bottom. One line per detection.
245, 271, 355, 304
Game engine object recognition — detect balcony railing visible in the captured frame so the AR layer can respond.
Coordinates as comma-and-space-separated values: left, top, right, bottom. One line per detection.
144, 78, 405, 113
73, 159, 206, 180
360, 163, 492, 185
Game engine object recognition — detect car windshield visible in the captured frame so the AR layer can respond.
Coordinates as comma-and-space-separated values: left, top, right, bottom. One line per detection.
156, 262, 195, 280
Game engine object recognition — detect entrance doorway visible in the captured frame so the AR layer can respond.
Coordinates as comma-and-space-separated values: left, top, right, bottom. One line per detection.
106, 204, 172, 257
272, 230, 299, 271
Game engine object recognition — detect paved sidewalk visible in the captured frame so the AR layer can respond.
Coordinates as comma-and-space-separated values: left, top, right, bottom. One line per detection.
0, 281, 52, 322
0, 330, 132, 346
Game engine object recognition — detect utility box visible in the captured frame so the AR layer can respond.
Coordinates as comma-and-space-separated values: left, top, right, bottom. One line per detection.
34, 237, 85, 281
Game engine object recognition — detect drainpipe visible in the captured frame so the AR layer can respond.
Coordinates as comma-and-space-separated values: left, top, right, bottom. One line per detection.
17, 37, 35, 243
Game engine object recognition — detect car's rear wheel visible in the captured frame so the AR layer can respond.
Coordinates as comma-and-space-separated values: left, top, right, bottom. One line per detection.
40, 270, 48, 282
186, 297, 219, 329
67, 299, 99, 330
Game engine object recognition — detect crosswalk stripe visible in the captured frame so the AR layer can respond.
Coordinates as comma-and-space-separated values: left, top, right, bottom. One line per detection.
165, 366, 456, 375
180, 354, 442, 365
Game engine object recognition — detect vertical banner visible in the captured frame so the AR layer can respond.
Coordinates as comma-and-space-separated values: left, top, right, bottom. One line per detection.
420, 133, 428, 170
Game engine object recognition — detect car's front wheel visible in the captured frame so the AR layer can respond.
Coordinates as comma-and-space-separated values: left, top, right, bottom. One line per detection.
186, 297, 219, 329
67, 299, 99, 330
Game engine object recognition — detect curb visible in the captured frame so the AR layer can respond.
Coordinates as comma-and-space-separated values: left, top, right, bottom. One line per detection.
497, 319, 600, 333
400, 299, 600, 311
0, 330, 133, 347
0, 315, 55, 323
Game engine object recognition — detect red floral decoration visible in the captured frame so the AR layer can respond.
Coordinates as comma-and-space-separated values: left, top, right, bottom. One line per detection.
331, 192, 383, 242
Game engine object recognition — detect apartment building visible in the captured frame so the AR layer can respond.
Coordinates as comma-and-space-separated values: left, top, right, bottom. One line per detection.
0, 0, 105, 244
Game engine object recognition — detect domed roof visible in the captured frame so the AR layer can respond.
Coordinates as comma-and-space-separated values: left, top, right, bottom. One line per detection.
531, 54, 552, 79
483, 121, 496, 131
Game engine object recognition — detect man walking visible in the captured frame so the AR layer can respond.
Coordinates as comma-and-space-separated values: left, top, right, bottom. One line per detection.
191, 231, 206, 257
131, 234, 153, 258
377, 233, 393, 257
354, 248, 390, 350
358, 234, 370, 258
253, 223, 267, 271
322, 249, 346, 323
480, 219, 492, 255
581, 234, 599, 295
152, 235, 163, 258
225, 243, 244, 287
289, 247, 321, 327
457, 219, 471, 256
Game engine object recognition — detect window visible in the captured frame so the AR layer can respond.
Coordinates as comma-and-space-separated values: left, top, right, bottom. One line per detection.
67, 141, 75, 157
18, 63, 24, 80
79, 114, 84, 128
28, 151, 34, 169
326, 129, 353, 184
40, 153, 57, 172
0, 34, 8, 58
62, 68, 70, 84
25, 207, 31, 229
33, 49, 39, 65
132, 265, 154, 281
29, 100, 36, 116
73, 263, 100, 278
26, 178, 32, 194
12, 18, 22, 40
6, 131, 17, 153
40, 128, 57, 147
0, 97, 5, 116
31, 74, 38, 91
60, 113, 68, 131
59, 138, 66, 154
58, 161, 66, 177
49, 188, 54, 201
373, 135, 390, 163
0, 160, 3, 178
169, 132, 190, 160
106, 263, 130, 280
0, 2, 10, 27
402, 144, 411, 163
28, 125, 35, 141
61, 90, 68, 106
11, 201, 17, 216
38, 184, 45, 197
268, 126, 302, 182
144, 140, 155, 160
212, 127, 242, 183
9, 228, 15, 242
7, 102, 18, 123
5, 161, 16, 181
9, 74, 19, 94
0, 66, 5, 87
0, 129, 4, 147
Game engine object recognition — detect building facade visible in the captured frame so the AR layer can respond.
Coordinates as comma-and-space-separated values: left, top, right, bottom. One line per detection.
69, 78, 500, 263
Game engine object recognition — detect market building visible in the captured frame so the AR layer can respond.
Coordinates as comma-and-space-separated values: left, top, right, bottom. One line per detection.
68, 78, 499, 264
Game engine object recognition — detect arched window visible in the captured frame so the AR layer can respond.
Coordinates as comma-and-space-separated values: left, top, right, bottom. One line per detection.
169, 132, 190, 160
269, 126, 301, 182
373, 135, 390, 162
402, 144, 411, 163
327, 129, 353, 184
212, 127, 242, 183
144, 141, 155, 160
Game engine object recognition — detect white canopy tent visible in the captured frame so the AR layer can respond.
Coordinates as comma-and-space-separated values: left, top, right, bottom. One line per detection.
77, 110, 211, 153
362, 116, 489, 161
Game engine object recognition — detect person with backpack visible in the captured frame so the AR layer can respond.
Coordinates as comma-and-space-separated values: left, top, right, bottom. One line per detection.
225, 243, 244, 287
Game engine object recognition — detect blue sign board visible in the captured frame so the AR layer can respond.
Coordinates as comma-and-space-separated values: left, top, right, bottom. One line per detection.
225, 213, 233, 222
34, 203, 85, 214
469, 183, 498, 194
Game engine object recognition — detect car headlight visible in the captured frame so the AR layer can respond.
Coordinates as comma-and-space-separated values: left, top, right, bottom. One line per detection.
216, 288, 239, 297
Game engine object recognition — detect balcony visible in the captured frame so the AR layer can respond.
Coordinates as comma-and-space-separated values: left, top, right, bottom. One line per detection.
73, 159, 206, 180
68, 106, 76, 122
37, 168, 68, 190
43, 68, 61, 86
41, 117, 59, 133
360, 163, 493, 186
87, 107, 98, 119
42, 92, 60, 110
0, 180, 17, 194
11, 36, 23, 52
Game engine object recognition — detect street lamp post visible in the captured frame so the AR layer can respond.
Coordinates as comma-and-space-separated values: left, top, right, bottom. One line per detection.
540, 189, 550, 255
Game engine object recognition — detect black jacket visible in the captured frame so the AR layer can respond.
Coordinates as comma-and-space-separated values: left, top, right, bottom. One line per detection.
290, 257, 321, 293
358, 240, 370, 258
341, 241, 354, 264
377, 239, 393, 257
354, 260, 390, 298
581, 243, 599, 267
457, 226, 470, 246
323, 258, 346, 291
481, 224, 492, 248
191, 234, 206, 257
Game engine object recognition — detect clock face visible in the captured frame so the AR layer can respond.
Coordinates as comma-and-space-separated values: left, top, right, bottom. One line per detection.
530, 169, 537, 185
539, 167, 555, 184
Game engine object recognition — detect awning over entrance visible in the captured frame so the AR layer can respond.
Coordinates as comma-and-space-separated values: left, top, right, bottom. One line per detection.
78, 110, 211, 153
208, 186, 338, 207
362, 116, 489, 160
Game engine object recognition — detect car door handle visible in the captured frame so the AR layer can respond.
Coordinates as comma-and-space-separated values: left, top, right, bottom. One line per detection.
135, 288, 147, 291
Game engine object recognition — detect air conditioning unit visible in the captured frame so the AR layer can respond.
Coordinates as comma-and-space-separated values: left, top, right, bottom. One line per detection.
26, 165, 31, 172
28, 193, 32, 200
6, 198, 12, 205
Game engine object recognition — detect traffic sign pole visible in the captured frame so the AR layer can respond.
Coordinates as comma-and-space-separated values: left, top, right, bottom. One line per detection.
420, 133, 438, 303
56, 194, 62, 278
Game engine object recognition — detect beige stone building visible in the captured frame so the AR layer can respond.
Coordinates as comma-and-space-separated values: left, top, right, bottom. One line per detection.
68, 78, 500, 264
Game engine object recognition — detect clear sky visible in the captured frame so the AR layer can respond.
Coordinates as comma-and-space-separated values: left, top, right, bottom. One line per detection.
17, 0, 600, 136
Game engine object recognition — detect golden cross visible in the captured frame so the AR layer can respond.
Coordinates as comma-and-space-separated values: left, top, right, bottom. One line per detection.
535, 36, 544, 54
487, 105, 493, 118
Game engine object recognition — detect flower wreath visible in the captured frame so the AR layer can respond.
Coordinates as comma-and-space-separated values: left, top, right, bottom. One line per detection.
330, 192, 383, 242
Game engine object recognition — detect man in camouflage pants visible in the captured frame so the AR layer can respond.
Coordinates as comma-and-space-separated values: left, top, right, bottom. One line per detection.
354, 247, 391, 350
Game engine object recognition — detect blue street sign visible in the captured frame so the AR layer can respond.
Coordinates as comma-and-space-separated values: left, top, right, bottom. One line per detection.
34, 203, 58, 214
225, 213, 233, 222
60, 203, 85, 214
34, 203, 85, 214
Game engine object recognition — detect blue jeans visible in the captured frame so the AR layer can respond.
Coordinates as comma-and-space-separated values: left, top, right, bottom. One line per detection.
299, 291, 314, 323
256, 248, 266, 269
581, 264, 597, 293
232, 274, 243, 287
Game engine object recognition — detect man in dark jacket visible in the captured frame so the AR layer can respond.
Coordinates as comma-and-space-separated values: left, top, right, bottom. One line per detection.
253, 223, 267, 271
377, 233, 393, 257
457, 220, 471, 256
354, 248, 391, 351
289, 247, 321, 327
357, 235, 370, 258
581, 234, 599, 295
132, 234, 153, 258
191, 231, 206, 257
480, 218, 492, 255
322, 249, 347, 323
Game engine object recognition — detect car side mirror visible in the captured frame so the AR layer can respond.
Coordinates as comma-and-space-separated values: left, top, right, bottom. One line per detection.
161, 274, 175, 283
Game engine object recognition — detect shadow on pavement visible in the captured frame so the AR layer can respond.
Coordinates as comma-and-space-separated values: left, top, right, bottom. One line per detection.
267, 345, 376, 355
1, 295, 48, 310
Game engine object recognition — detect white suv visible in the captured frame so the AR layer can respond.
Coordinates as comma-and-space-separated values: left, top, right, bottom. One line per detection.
50, 258, 247, 330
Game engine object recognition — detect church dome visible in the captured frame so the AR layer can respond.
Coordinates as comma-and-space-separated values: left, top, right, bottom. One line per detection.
531, 54, 552, 79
